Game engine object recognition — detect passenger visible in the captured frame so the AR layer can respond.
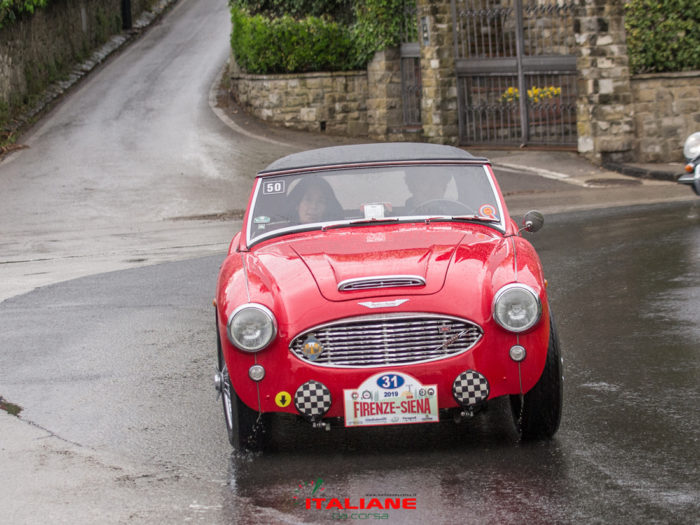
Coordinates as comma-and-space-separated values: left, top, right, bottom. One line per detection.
288, 177, 343, 224
404, 172, 452, 211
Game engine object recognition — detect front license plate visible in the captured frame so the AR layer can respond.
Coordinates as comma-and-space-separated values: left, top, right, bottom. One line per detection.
343, 372, 439, 427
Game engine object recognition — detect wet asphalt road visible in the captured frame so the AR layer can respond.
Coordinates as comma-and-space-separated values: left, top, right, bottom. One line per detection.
1, 201, 698, 524
0, 0, 698, 522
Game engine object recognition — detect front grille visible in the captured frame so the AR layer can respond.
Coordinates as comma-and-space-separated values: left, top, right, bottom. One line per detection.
338, 275, 425, 292
290, 313, 482, 368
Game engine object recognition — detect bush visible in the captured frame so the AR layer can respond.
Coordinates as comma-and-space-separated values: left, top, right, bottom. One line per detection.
230, 0, 414, 74
625, 0, 700, 74
232, 0, 354, 25
231, 7, 357, 74
352, 0, 412, 66
0, 0, 48, 29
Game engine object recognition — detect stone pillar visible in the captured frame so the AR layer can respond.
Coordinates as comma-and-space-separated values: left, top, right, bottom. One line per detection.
367, 48, 403, 141
416, 0, 458, 145
575, 0, 635, 163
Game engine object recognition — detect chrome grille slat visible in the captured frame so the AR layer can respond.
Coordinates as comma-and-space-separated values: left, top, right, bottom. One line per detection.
338, 275, 426, 291
290, 314, 483, 368
315, 333, 480, 352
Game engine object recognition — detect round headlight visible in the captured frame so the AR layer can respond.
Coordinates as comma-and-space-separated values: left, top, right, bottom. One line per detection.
227, 304, 277, 352
683, 132, 700, 161
493, 284, 542, 333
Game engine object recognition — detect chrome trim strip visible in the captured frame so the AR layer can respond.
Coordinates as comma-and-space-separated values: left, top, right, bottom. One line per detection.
339, 275, 426, 291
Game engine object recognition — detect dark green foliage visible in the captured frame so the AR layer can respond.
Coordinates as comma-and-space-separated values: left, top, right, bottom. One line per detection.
232, 0, 354, 25
0, 0, 48, 28
231, 6, 357, 73
230, 0, 415, 74
352, 0, 414, 66
625, 0, 700, 74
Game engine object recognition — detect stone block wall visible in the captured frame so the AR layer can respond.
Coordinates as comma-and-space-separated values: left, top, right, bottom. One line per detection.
416, 0, 458, 145
0, 0, 156, 124
631, 71, 700, 162
366, 48, 403, 140
226, 0, 697, 162
229, 63, 370, 137
574, 0, 635, 163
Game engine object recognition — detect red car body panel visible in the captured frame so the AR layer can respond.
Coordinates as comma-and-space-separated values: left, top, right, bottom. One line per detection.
216, 145, 551, 423
217, 229, 550, 418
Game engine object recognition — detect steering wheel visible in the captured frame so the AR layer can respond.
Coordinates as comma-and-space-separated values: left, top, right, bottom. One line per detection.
410, 199, 475, 215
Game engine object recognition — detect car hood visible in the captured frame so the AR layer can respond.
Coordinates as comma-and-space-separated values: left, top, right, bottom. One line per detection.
250, 225, 506, 302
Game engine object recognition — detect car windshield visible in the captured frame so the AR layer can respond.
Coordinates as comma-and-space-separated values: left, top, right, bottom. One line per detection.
246, 163, 504, 244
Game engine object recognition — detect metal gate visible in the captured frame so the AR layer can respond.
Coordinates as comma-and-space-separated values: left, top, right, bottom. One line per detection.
452, 0, 578, 146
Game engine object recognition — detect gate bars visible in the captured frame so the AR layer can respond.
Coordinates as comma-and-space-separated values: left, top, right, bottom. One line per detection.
452, 0, 578, 146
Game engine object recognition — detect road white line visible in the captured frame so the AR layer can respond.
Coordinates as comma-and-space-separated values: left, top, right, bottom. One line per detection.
493, 161, 588, 186
208, 64, 292, 148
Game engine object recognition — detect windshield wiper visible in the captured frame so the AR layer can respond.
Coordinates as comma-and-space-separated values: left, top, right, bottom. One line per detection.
349, 217, 400, 225
423, 215, 499, 224
450, 215, 500, 222
322, 217, 400, 231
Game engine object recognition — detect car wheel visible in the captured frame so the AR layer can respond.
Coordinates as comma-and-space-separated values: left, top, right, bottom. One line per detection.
510, 315, 563, 440
217, 326, 269, 451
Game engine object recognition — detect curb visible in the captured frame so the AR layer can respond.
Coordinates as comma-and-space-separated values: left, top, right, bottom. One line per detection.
603, 161, 680, 182
2, 0, 179, 141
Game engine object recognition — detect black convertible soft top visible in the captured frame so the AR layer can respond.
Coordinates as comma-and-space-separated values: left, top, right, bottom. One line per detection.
260, 142, 488, 174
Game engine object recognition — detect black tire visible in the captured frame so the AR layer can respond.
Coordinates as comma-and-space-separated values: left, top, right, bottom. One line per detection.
216, 319, 269, 451
510, 315, 563, 440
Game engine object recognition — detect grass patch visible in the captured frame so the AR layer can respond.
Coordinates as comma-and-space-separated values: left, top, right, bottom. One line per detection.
0, 396, 23, 416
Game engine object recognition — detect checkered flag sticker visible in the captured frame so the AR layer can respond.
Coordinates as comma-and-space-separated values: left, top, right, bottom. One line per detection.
452, 370, 490, 407
294, 381, 332, 420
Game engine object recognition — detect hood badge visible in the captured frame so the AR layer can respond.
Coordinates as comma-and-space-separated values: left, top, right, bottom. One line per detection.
358, 299, 409, 309
302, 335, 324, 361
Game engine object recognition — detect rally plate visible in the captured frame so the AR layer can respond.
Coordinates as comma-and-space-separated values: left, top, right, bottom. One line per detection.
343, 372, 439, 427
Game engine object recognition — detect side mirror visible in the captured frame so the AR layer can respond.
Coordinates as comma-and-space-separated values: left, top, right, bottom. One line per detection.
522, 210, 544, 233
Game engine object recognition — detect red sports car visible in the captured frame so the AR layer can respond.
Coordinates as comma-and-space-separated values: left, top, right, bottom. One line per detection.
214, 143, 562, 450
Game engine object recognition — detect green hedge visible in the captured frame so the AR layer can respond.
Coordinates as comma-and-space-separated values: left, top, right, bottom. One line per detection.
625, 0, 700, 74
233, 0, 354, 25
352, 0, 412, 66
231, 7, 357, 73
230, 0, 413, 74
0, 0, 48, 28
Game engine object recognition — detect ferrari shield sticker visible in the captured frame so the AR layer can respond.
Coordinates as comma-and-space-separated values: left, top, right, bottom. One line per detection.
344, 372, 438, 427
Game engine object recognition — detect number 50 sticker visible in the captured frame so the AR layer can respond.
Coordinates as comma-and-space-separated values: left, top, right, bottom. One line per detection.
263, 180, 285, 195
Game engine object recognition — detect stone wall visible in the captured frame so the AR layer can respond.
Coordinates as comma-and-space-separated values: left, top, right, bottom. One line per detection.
574, 0, 635, 163
226, 1, 698, 162
366, 48, 403, 140
0, 0, 153, 122
229, 62, 369, 137
416, 0, 457, 145
631, 71, 700, 162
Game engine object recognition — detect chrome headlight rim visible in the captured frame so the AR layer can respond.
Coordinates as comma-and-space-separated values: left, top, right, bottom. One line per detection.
492, 283, 542, 333
226, 303, 277, 353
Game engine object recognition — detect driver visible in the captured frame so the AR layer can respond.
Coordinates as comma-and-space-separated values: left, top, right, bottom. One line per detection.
288, 176, 343, 224
404, 172, 452, 210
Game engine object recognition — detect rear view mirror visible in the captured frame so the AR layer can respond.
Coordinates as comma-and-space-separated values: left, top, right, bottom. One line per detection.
522, 210, 544, 233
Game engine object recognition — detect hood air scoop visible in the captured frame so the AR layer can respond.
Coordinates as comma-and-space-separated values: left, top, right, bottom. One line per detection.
338, 275, 426, 292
